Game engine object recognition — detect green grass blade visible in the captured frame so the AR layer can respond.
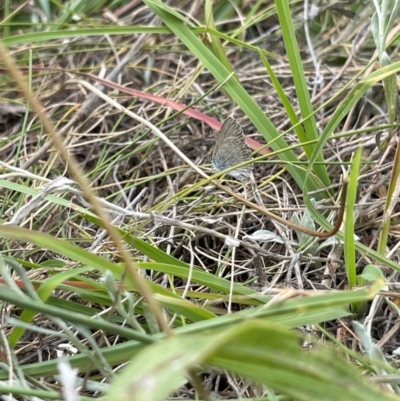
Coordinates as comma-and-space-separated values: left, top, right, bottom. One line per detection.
344, 148, 362, 290
8, 266, 92, 347
139, 262, 256, 296
204, 0, 234, 74
0, 283, 380, 379
275, 0, 331, 188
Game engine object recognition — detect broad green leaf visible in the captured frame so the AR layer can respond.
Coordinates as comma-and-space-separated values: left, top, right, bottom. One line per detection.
357, 265, 384, 285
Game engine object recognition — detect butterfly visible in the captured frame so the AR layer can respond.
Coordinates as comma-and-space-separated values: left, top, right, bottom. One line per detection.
211, 117, 253, 182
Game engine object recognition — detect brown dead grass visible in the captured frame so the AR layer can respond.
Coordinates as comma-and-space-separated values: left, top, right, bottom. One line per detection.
1, 0, 400, 397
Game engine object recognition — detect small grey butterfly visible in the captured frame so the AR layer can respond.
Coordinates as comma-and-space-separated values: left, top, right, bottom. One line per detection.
212, 117, 253, 182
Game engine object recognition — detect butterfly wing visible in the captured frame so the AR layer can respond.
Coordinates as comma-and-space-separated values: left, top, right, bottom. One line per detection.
212, 117, 253, 182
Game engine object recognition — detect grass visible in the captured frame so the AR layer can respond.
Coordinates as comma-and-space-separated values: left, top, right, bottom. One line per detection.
1, 0, 400, 400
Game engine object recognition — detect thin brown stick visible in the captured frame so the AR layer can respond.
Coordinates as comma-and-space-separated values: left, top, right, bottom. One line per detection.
213, 178, 348, 239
